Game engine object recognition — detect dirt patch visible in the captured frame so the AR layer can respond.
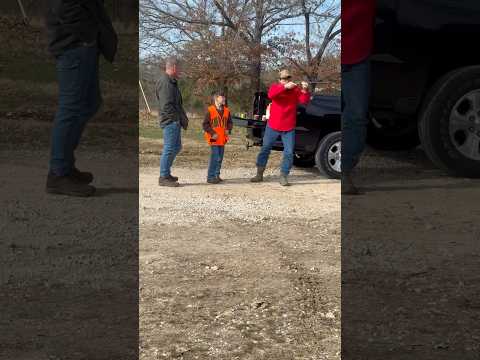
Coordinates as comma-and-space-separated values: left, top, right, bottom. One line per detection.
342, 147, 480, 359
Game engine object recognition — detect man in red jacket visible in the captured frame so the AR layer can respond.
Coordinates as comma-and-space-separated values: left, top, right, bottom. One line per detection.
341, 0, 376, 194
250, 69, 310, 186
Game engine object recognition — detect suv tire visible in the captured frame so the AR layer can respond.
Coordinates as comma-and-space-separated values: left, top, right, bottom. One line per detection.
316, 131, 341, 179
419, 66, 480, 178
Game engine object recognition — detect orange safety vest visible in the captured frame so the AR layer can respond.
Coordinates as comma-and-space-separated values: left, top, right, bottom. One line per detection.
204, 105, 230, 146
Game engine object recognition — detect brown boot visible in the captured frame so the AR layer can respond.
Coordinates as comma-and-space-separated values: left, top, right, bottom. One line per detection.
71, 167, 94, 184
250, 166, 265, 183
159, 176, 180, 187
46, 174, 96, 197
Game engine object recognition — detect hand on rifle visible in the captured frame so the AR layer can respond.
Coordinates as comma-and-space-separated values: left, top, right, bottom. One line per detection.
284, 81, 297, 90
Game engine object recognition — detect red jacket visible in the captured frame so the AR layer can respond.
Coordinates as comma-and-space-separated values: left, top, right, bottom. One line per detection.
341, 0, 376, 65
267, 83, 311, 132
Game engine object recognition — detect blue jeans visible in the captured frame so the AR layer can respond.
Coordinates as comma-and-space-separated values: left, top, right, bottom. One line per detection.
49, 45, 101, 176
207, 146, 225, 180
160, 121, 182, 177
341, 58, 371, 173
256, 125, 295, 176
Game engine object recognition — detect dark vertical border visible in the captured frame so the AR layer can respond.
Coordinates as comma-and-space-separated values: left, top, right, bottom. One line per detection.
0, 1, 139, 359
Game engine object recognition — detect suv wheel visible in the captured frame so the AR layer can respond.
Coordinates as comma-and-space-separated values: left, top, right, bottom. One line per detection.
316, 131, 341, 179
419, 66, 480, 178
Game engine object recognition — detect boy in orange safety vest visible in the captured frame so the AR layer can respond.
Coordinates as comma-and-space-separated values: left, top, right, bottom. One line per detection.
202, 91, 233, 184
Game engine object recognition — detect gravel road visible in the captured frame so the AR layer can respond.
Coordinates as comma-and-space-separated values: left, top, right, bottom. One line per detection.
140, 165, 341, 360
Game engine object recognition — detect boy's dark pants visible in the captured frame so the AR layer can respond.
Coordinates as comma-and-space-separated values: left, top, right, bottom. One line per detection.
49, 44, 101, 176
208, 145, 225, 180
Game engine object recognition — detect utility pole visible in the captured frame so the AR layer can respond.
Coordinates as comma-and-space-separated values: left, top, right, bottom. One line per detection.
16, 0, 29, 24
139, 80, 151, 114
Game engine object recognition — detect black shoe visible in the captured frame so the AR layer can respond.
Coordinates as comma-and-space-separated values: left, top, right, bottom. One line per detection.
216, 176, 224, 182
46, 174, 96, 197
207, 178, 220, 184
159, 176, 180, 187
167, 175, 178, 182
70, 167, 94, 184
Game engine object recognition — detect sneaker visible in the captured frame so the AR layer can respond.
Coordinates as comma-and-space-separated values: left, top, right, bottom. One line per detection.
46, 174, 96, 197
207, 178, 220, 184
71, 167, 94, 184
159, 176, 180, 187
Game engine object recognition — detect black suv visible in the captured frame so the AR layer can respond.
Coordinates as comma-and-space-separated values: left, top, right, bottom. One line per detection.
233, 93, 341, 179
370, 0, 480, 177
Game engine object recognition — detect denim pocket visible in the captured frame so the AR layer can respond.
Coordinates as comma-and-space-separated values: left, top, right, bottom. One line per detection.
56, 48, 83, 71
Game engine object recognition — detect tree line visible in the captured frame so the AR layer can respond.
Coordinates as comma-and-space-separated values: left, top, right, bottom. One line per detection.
139, 0, 340, 114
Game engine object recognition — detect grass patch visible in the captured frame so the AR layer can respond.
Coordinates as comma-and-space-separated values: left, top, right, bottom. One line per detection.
139, 127, 163, 140
0, 55, 136, 85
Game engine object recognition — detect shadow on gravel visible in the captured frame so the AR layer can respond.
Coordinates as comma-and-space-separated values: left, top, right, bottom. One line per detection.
95, 187, 138, 196
361, 180, 479, 193
178, 174, 329, 187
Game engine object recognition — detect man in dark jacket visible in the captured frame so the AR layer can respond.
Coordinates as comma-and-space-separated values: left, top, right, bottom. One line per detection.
156, 57, 189, 187
45, 0, 117, 197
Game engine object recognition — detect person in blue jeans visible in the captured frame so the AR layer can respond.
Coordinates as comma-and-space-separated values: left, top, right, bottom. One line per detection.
45, 0, 117, 197
202, 92, 233, 184
341, 0, 376, 194
157, 57, 189, 187
250, 69, 310, 186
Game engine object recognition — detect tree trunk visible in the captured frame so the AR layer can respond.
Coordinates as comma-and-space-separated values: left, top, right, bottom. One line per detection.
250, 2, 264, 93
250, 55, 262, 94
223, 80, 229, 104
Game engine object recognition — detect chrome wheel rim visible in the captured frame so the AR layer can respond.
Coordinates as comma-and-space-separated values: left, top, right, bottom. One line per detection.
449, 90, 480, 161
327, 141, 341, 173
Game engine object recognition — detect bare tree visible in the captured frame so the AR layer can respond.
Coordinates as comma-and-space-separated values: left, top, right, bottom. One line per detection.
268, 0, 340, 91
140, 0, 305, 92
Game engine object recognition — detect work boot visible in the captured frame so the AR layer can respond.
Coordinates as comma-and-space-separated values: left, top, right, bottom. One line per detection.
167, 174, 178, 182
279, 174, 290, 186
46, 174, 96, 197
342, 173, 361, 195
71, 167, 94, 184
250, 166, 265, 183
207, 178, 220, 184
159, 176, 180, 187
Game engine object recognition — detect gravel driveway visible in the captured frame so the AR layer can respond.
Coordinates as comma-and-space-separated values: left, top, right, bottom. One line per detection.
140, 165, 341, 360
